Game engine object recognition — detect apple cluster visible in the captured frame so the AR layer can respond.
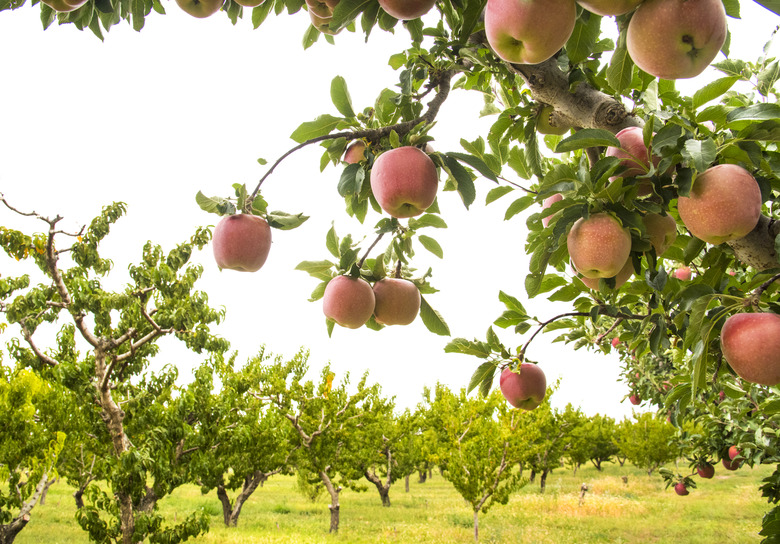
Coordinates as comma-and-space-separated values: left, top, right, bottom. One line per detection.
486, 0, 727, 81
322, 275, 422, 329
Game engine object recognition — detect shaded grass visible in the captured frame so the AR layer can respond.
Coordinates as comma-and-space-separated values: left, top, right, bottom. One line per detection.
16, 462, 773, 543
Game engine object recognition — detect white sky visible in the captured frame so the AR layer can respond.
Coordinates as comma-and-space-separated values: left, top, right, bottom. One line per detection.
0, 2, 777, 419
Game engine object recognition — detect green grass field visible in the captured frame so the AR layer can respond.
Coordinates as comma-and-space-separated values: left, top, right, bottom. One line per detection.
16, 462, 774, 543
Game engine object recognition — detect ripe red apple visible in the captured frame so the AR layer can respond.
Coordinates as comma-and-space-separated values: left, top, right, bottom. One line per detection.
728, 445, 741, 461
567, 213, 632, 279
696, 463, 715, 479
377, 0, 436, 20
673, 266, 692, 281
722, 457, 740, 471
175, 0, 224, 17
372, 278, 421, 326
212, 214, 272, 272
41, 0, 88, 11
322, 276, 376, 329
370, 146, 438, 219
537, 105, 569, 136
677, 164, 761, 245
499, 364, 547, 410
576, 0, 642, 16
580, 257, 634, 290
541, 193, 563, 227
485, 0, 577, 65
674, 482, 689, 496
629, 394, 640, 406
606, 127, 663, 194
626, 0, 727, 80
720, 312, 780, 386
611, 337, 620, 348
642, 212, 677, 256
343, 141, 367, 164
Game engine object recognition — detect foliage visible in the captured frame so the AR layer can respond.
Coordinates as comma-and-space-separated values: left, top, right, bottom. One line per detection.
613, 412, 678, 475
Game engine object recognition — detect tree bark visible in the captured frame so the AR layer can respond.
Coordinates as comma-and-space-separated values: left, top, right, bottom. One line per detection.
529, 469, 536, 483
364, 470, 391, 507
217, 471, 269, 527
319, 471, 341, 533
540, 469, 549, 493
418, 470, 427, 483
473, 510, 479, 543
405, 474, 410, 493
39, 477, 57, 506
0, 471, 51, 544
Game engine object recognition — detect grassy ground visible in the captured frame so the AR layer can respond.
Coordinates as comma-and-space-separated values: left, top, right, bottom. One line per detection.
16, 462, 773, 543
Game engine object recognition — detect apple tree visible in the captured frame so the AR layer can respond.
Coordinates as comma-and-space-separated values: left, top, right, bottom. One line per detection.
4, 0, 780, 539
613, 412, 678, 475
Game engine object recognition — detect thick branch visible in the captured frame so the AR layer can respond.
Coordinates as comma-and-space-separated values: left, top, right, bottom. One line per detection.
726, 215, 780, 271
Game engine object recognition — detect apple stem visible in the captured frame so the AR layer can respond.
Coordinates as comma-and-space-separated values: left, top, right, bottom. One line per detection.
394, 260, 402, 278
247, 71, 454, 204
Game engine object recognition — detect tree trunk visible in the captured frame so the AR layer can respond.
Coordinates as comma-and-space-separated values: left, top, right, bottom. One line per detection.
473, 510, 479, 542
0, 471, 53, 544
73, 486, 86, 509
364, 470, 392, 507
429, 468, 433, 479
39, 477, 57, 506
136, 486, 158, 513
405, 474, 410, 493
418, 470, 427, 484
572, 464, 579, 476
540, 469, 549, 493
217, 471, 269, 527
518, 464, 523, 478
529, 469, 536, 483
216, 485, 234, 528
0, 520, 27, 544
320, 471, 341, 533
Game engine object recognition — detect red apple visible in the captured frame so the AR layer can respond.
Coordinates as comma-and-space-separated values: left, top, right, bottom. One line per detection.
499, 364, 547, 410
629, 394, 640, 406
41, 0, 88, 11
720, 312, 780, 386
580, 257, 634, 290
576, 0, 642, 16
696, 463, 715, 479
372, 278, 421, 326
642, 212, 677, 256
627, 0, 727, 80
322, 276, 376, 329
722, 457, 740, 471
343, 141, 367, 164
728, 445, 741, 461
677, 164, 761, 245
611, 337, 621, 348
377, 0, 436, 20
674, 482, 689, 496
541, 193, 563, 227
212, 214, 272, 272
370, 146, 438, 218
175, 0, 224, 17
673, 266, 692, 281
606, 127, 664, 194
485, 0, 577, 65
567, 213, 632, 279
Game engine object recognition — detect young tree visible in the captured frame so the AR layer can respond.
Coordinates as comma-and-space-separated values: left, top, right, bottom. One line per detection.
4, 0, 780, 539
0, 202, 228, 544
585, 414, 620, 471
614, 412, 678, 475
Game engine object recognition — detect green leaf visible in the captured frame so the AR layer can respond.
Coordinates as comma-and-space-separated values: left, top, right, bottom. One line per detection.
338, 163, 364, 197
266, 211, 309, 230
326, 226, 340, 259
418, 235, 443, 258
498, 291, 526, 315
251, 1, 274, 28
504, 195, 535, 221
446, 152, 498, 182
445, 338, 492, 358
693, 76, 740, 109
195, 191, 231, 216
295, 260, 335, 281
682, 139, 717, 173
486, 186, 514, 205
606, 41, 634, 94
727, 104, 780, 127
420, 295, 450, 336
302, 24, 320, 50
754, 0, 780, 17
468, 362, 496, 397
565, 11, 601, 65
330, 0, 371, 31
408, 214, 447, 230
442, 154, 476, 209
457, 0, 487, 43
290, 114, 343, 143
555, 129, 620, 153
388, 53, 406, 70
330, 76, 356, 118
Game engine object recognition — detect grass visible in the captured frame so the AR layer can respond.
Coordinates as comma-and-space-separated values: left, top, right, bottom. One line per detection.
15, 462, 773, 543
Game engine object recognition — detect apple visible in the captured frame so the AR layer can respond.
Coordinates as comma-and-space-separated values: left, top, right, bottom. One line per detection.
567, 213, 632, 279
41, 0, 88, 11
377, 0, 436, 20
642, 212, 677, 256
673, 266, 692, 281
372, 278, 421, 326
629, 394, 640, 406
580, 257, 634, 290
485, 0, 577, 65
343, 141, 367, 164
175, 0, 224, 17
370, 146, 438, 218
234, 0, 265, 6
536, 105, 569, 136
674, 482, 689, 496
212, 214, 272, 272
728, 445, 741, 461
722, 457, 740, 471
626, 0, 727, 80
306, 0, 333, 17
541, 193, 563, 227
696, 463, 715, 479
576, 0, 642, 16
499, 364, 547, 410
322, 276, 376, 329
677, 164, 761, 245
606, 126, 665, 194
720, 312, 780, 386
611, 337, 620, 348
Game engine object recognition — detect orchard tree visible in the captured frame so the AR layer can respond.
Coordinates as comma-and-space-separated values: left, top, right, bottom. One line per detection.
0, 201, 228, 544
613, 412, 678, 475
4, 0, 780, 539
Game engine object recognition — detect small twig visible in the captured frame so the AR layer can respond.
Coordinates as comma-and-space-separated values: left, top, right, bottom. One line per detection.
595, 317, 624, 345
753, 272, 780, 301
357, 231, 387, 269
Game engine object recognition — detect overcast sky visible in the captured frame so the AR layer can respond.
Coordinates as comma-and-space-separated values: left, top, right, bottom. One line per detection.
0, 2, 777, 419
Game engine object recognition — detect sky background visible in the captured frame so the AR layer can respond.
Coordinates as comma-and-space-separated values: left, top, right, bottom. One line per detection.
0, 1, 777, 419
